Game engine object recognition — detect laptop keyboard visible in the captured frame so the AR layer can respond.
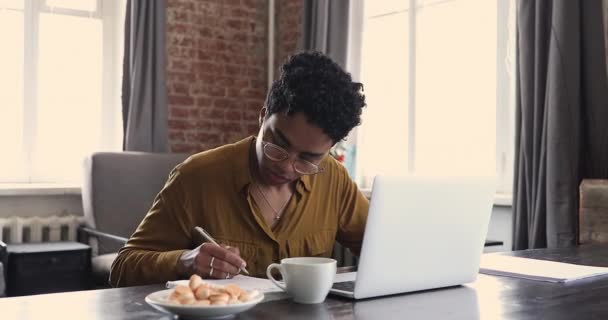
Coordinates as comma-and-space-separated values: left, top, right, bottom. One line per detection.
332, 281, 355, 292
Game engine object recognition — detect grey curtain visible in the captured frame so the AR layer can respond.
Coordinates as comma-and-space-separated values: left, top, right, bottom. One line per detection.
303, 0, 356, 267
122, 0, 169, 152
513, 0, 608, 250
303, 0, 350, 68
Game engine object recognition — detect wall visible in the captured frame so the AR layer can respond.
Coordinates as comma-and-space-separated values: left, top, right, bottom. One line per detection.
274, 0, 303, 77
166, 0, 268, 153
165, 0, 304, 154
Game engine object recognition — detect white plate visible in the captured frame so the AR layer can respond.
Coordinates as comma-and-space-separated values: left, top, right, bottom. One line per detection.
145, 289, 264, 320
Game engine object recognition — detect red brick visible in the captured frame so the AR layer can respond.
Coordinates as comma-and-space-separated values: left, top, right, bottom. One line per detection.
167, 71, 195, 83
216, 122, 243, 133
244, 110, 259, 121
247, 101, 262, 111
167, 0, 194, 11
249, 79, 266, 90
225, 110, 242, 121
195, 97, 213, 107
172, 83, 189, 95
246, 67, 264, 77
247, 124, 259, 135
167, 23, 188, 34
179, 36, 194, 47
224, 132, 249, 144
241, 88, 265, 100
214, 98, 237, 109
196, 119, 213, 131
226, 19, 243, 29
169, 59, 190, 71
172, 143, 198, 153
168, 119, 196, 131
169, 95, 194, 106
232, 33, 248, 42
208, 86, 226, 97
224, 0, 241, 6
225, 65, 246, 75
188, 108, 200, 118
171, 106, 190, 118
231, 7, 248, 18
186, 132, 221, 144
241, 0, 259, 9
201, 108, 224, 120
169, 130, 185, 142
198, 27, 213, 38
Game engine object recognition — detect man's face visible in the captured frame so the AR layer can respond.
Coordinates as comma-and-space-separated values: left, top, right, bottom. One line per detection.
254, 110, 334, 186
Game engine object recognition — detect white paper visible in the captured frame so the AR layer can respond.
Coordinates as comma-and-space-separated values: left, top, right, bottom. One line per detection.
479, 254, 608, 283
166, 275, 283, 293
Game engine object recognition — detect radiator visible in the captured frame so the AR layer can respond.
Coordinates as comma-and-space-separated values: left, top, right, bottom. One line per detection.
0, 215, 85, 244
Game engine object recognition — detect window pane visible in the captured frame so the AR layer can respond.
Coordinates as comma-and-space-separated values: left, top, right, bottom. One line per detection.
46, 0, 97, 12
34, 13, 102, 183
365, 0, 409, 18
0, 0, 24, 10
415, 0, 496, 176
0, 9, 26, 182
357, 10, 410, 186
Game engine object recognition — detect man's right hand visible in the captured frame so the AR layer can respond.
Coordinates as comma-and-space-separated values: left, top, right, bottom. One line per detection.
177, 242, 247, 279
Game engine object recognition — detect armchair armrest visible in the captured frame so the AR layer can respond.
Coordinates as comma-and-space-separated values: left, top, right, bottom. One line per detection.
0, 240, 6, 262
78, 227, 128, 246
0, 240, 7, 296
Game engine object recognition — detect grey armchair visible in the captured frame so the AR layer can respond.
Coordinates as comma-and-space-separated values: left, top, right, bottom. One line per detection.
80, 152, 189, 287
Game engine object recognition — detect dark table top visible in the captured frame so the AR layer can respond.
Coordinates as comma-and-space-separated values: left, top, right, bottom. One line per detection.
2, 245, 608, 320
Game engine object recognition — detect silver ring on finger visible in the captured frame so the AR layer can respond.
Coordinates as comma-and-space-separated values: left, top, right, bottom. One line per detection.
209, 267, 214, 278
209, 256, 215, 268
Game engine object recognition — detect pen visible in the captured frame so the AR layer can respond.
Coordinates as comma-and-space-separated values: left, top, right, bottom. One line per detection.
194, 226, 250, 275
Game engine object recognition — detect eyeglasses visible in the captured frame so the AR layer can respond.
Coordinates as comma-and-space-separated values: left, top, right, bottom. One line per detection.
259, 137, 325, 175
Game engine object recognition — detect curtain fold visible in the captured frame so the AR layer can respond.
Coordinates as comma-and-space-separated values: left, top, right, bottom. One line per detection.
122, 0, 169, 152
512, 0, 608, 250
302, 0, 350, 67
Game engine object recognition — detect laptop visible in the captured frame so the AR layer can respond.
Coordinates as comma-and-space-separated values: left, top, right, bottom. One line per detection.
330, 175, 495, 299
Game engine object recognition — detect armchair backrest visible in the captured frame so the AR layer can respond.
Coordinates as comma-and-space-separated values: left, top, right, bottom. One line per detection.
81, 152, 189, 255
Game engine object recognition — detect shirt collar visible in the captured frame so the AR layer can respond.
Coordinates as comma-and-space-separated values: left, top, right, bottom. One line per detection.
298, 174, 312, 192
233, 136, 256, 193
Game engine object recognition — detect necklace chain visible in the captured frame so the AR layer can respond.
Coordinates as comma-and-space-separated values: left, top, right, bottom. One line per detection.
254, 182, 290, 221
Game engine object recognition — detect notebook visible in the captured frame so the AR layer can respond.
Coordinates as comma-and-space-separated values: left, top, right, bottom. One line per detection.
330, 175, 496, 299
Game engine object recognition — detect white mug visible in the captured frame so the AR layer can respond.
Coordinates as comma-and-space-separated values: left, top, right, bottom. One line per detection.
266, 257, 337, 304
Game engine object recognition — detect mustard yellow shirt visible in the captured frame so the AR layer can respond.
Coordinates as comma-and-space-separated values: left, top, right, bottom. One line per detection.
110, 136, 369, 287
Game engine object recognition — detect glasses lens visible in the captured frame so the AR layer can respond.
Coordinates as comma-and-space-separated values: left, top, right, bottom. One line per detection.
294, 160, 319, 175
263, 143, 288, 161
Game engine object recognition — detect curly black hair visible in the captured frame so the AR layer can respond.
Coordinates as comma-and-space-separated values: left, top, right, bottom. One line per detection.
265, 51, 366, 143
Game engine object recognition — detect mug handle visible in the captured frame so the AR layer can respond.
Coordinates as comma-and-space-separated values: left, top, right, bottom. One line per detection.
266, 263, 286, 292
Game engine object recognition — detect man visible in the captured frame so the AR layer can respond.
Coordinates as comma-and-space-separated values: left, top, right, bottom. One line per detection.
110, 51, 369, 287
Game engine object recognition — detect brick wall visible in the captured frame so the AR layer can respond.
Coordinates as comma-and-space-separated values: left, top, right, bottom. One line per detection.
166, 0, 303, 154
275, 0, 303, 78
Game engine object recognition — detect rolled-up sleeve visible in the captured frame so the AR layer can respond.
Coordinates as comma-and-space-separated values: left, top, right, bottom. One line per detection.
110, 167, 194, 287
335, 168, 369, 256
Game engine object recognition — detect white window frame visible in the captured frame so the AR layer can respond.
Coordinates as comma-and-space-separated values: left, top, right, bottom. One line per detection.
348, 0, 515, 204
3, 0, 123, 184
